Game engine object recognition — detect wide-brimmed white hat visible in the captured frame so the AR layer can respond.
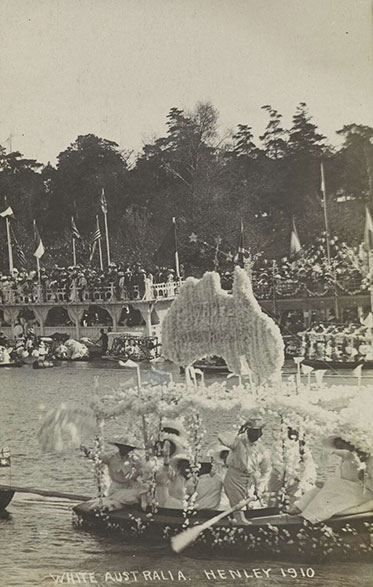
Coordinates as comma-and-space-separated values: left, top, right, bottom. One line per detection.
206, 443, 230, 464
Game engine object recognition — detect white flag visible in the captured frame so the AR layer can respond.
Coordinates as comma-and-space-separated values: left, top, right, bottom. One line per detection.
353, 364, 363, 378
119, 359, 139, 369
0, 206, 14, 218
314, 369, 327, 386
239, 355, 251, 375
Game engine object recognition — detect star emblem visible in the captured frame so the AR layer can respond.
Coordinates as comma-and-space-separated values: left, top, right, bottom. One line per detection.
226, 251, 233, 261
189, 232, 198, 243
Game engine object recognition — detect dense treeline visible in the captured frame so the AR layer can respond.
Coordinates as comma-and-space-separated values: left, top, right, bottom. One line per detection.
0, 101, 372, 273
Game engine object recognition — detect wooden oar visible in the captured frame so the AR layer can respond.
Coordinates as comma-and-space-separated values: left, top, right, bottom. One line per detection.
0, 484, 90, 502
171, 496, 253, 553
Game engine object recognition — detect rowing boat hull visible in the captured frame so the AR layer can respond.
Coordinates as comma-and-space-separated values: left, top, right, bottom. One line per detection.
73, 502, 373, 562
303, 359, 373, 370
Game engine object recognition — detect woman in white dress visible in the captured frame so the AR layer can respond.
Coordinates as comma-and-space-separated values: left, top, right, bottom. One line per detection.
290, 436, 373, 523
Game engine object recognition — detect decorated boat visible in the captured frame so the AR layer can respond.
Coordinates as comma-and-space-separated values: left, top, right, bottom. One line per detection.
105, 332, 161, 362
73, 501, 373, 561
38, 268, 373, 563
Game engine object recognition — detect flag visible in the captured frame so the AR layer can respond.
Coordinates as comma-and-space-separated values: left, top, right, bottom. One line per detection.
234, 221, 245, 267
290, 218, 302, 259
0, 206, 15, 218
353, 364, 363, 379
119, 359, 139, 369
88, 225, 101, 247
10, 226, 27, 270
0, 447, 11, 467
154, 218, 178, 269
100, 188, 108, 214
33, 221, 45, 259
320, 161, 326, 195
364, 206, 373, 251
71, 216, 81, 240
238, 355, 251, 376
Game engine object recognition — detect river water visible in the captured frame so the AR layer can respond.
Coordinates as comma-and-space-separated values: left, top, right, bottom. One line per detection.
0, 363, 372, 587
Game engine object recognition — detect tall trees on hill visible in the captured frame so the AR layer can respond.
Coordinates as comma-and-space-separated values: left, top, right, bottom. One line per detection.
0, 101, 371, 271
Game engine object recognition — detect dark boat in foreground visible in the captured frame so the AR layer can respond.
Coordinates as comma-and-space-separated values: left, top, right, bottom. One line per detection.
303, 359, 373, 370
0, 488, 15, 511
73, 501, 373, 562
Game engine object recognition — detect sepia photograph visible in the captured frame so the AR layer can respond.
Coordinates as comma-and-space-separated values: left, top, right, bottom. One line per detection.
0, 1, 372, 585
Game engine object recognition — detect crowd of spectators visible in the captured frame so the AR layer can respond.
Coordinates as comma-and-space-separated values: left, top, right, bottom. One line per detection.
0, 263, 185, 304
300, 321, 373, 363
0, 236, 369, 305
220, 237, 367, 299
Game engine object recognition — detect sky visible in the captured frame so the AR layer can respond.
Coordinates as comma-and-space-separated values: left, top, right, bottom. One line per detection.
0, 0, 372, 164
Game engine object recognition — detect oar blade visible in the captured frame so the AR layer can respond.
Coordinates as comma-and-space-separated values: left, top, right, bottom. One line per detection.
171, 524, 203, 553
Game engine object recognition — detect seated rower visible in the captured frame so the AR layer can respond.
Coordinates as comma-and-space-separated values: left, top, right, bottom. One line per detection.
186, 444, 230, 510
82, 440, 148, 511
219, 416, 270, 525
289, 435, 373, 523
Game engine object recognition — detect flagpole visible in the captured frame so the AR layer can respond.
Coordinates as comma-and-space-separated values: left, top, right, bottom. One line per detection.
72, 238, 77, 266
172, 217, 180, 279
103, 210, 111, 266
97, 215, 103, 271
5, 217, 14, 272
33, 220, 41, 284
320, 161, 331, 266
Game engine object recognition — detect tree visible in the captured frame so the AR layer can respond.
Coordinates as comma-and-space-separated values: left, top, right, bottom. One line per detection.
336, 124, 373, 204
260, 105, 288, 159
48, 134, 129, 237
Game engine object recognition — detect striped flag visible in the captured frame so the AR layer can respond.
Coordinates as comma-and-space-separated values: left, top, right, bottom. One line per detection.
364, 206, 373, 251
290, 218, 302, 259
100, 188, 108, 214
89, 225, 101, 247
33, 221, 45, 259
10, 226, 28, 270
71, 216, 81, 240
88, 222, 101, 264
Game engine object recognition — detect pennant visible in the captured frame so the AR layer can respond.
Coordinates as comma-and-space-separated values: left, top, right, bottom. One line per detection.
0, 447, 11, 467
238, 355, 251, 376
71, 216, 81, 240
302, 364, 314, 375
364, 206, 373, 251
100, 188, 108, 214
314, 369, 327, 386
353, 364, 363, 378
0, 206, 15, 219
119, 359, 139, 369
290, 218, 302, 259
33, 222, 45, 259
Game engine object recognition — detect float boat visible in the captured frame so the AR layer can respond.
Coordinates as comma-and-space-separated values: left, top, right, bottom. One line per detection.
73, 501, 373, 562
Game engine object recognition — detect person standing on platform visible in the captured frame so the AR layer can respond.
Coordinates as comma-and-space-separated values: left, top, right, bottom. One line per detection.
219, 416, 270, 524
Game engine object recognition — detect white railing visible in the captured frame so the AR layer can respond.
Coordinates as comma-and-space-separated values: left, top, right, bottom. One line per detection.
0, 325, 150, 340
0, 281, 185, 305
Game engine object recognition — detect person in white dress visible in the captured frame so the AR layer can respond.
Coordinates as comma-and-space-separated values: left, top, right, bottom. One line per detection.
290, 436, 373, 523
219, 417, 270, 524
